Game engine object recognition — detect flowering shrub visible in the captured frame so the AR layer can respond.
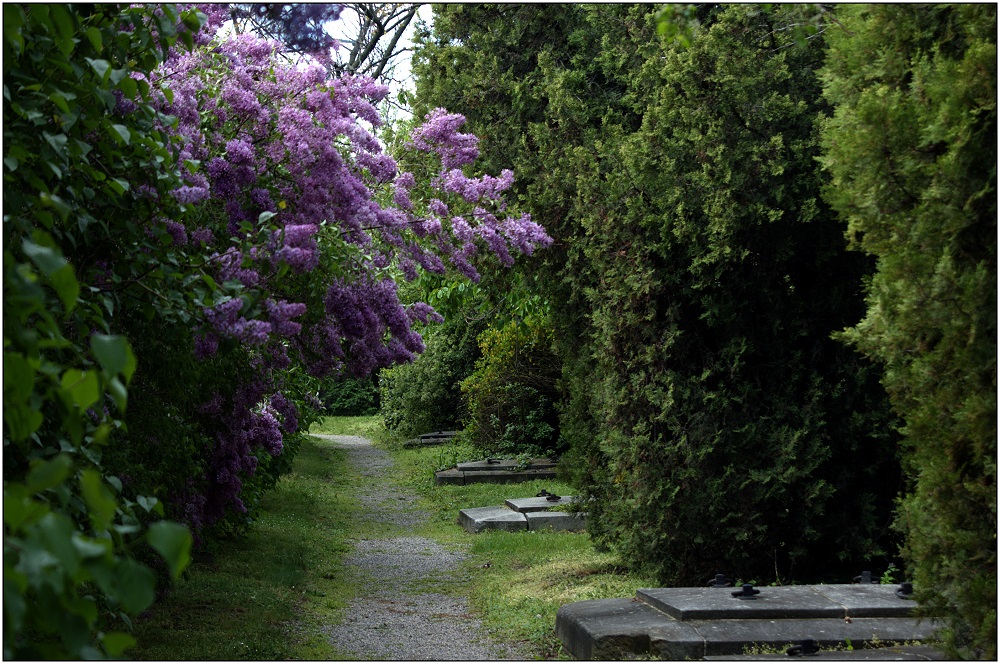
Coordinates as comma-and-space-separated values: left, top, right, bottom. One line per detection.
3, 3, 549, 657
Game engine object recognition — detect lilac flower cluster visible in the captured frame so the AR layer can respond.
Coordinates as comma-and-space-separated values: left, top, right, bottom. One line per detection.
140, 11, 553, 532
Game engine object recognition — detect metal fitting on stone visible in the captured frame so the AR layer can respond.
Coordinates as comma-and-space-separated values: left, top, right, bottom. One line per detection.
853, 570, 876, 584
731, 583, 760, 599
786, 639, 819, 656
708, 573, 732, 587
896, 582, 914, 599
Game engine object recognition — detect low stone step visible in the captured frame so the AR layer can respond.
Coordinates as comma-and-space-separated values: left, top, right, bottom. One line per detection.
457, 458, 555, 472
458, 506, 527, 533
435, 467, 557, 485
555, 585, 941, 660
704, 644, 947, 660
458, 504, 588, 533
402, 431, 459, 447
637, 585, 915, 621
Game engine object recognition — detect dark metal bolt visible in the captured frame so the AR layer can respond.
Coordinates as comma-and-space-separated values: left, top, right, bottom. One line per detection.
708, 573, 732, 588
732, 583, 760, 599
896, 582, 914, 599
853, 570, 874, 584
786, 639, 819, 656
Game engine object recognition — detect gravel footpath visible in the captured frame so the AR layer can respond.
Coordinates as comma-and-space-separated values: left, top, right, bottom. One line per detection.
310, 434, 528, 661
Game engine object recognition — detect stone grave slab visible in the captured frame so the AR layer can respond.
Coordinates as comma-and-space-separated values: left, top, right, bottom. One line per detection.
525, 511, 588, 532
555, 598, 702, 661
435, 466, 557, 485
402, 430, 457, 447
456, 458, 555, 472
504, 496, 576, 512
458, 506, 527, 533
434, 468, 465, 485
556, 584, 940, 660
813, 584, 918, 618
693, 617, 936, 656
704, 644, 947, 660
638, 586, 881, 621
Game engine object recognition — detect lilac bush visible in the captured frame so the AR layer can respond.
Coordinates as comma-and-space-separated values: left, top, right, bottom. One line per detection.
129, 6, 551, 532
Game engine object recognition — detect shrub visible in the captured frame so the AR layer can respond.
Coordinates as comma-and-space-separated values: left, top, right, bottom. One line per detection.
380, 315, 484, 437
820, 4, 996, 657
459, 318, 563, 459
321, 376, 380, 416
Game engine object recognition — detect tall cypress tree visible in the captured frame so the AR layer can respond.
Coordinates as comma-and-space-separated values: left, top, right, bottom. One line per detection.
820, 5, 996, 657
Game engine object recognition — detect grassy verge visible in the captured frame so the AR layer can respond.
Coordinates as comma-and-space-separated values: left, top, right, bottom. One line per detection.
131, 421, 366, 660
131, 415, 655, 660
376, 424, 658, 659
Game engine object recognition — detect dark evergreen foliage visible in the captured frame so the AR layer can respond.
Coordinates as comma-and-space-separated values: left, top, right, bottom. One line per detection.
820, 5, 996, 657
413, 4, 901, 584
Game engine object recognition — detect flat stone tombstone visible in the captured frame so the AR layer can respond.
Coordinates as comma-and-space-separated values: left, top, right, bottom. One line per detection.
639, 586, 837, 620
456, 458, 556, 472
813, 584, 917, 618
526, 511, 587, 532
504, 496, 577, 512
636, 585, 916, 621
458, 506, 527, 533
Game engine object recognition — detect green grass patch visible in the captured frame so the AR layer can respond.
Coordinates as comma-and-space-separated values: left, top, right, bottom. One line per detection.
132, 418, 655, 660
131, 436, 360, 660
373, 433, 657, 659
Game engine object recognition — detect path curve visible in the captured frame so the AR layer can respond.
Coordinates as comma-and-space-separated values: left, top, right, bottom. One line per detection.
311, 434, 528, 661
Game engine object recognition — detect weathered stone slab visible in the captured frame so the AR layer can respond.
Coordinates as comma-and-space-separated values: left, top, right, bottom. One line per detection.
555, 597, 702, 660
504, 496, 576, 512
704, 644, 947, 660
694, 617, 939, 656
457, 506, 526, 533
637, 585, 917, 621
456, 457, 555, 472
420, 430, 457, 439
813, 584, 917, 618
638, 586, 843, 621
433, 468, 465, 485
556, 586, 941, 660
435, 468, 557, 485
525, 511, 587, 532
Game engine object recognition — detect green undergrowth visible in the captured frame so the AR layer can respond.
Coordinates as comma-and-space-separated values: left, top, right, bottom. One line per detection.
375, 425, 657, 659
309, 414, 386, 439
131, 433, 362, 660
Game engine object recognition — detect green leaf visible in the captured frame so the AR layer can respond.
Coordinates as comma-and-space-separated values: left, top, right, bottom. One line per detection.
113, 558, 155, 613
136, 495, 158, 513
90, 334, 129, 377
60, 369, 100, 412
109, 124, 130, 146
26, 454, 74, 493
78, 470, 117, 532
85, 57, 111, 83
101, 632, 136, 658
147, 521, 192, 580
83, 26, 102, 52
3, 352, 36, 403
22, 238, 67, 276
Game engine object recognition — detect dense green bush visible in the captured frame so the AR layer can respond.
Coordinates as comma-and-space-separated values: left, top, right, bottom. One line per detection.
459, 318, 563, 459
820, 5, 996, 657
380, 315, 484, 437
320, 376, 379, 417
413, 4, 902, 585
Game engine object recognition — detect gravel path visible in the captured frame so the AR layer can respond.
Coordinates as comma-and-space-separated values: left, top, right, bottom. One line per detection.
310, 434, 528, 661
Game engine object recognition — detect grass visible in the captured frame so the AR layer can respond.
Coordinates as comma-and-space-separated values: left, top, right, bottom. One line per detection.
130, 415, 656, 660
131, 427, 363, 660
373, 419, 658, 659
